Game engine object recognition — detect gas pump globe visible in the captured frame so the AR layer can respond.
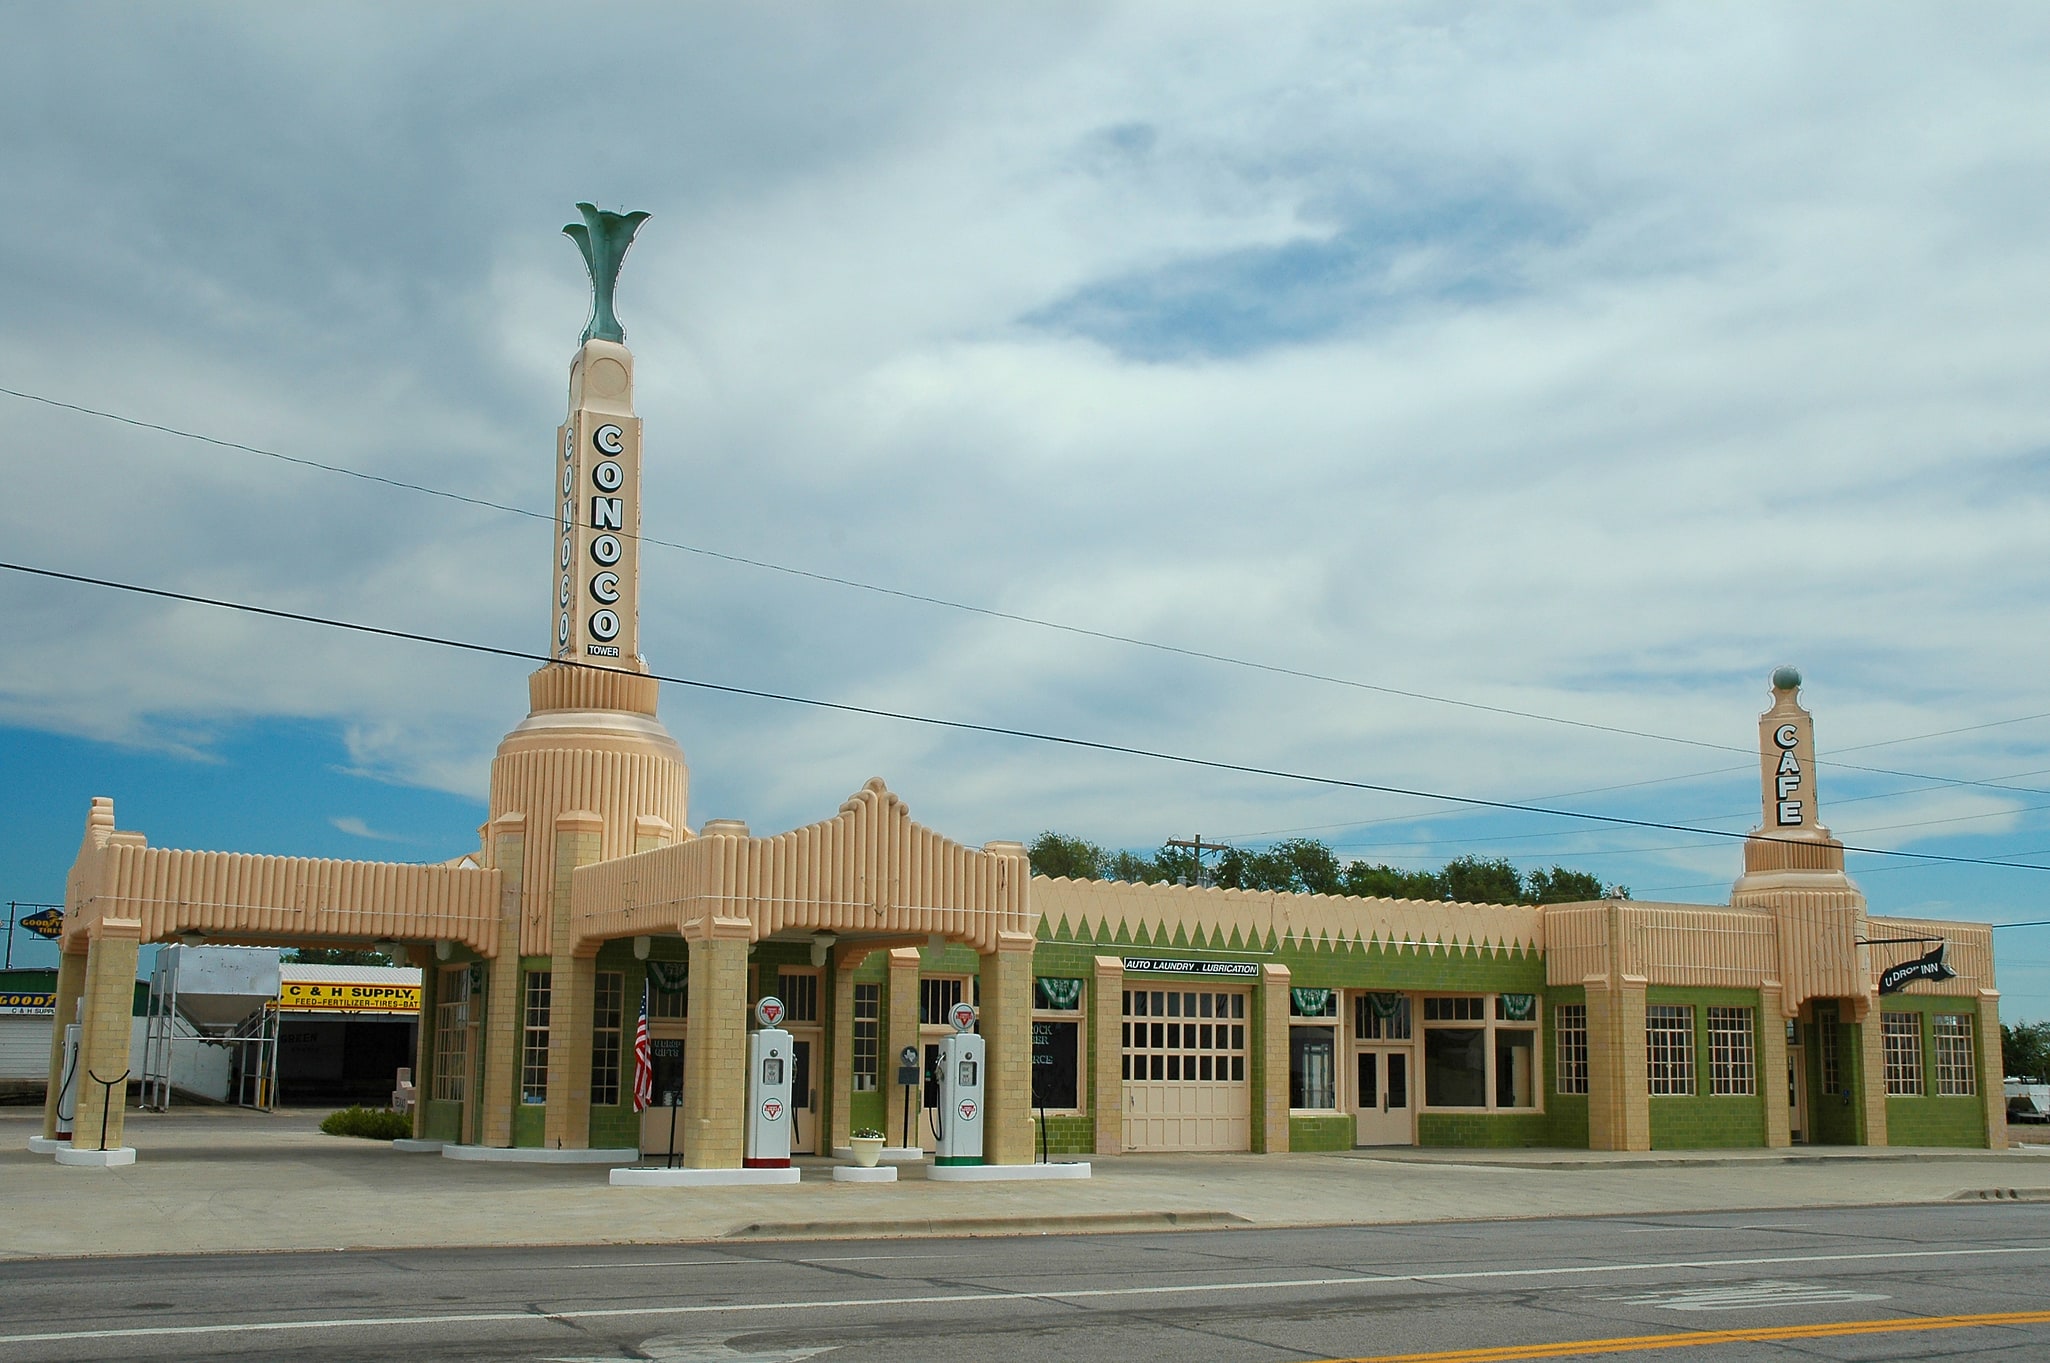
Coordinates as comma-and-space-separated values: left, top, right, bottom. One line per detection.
934, 1000, 984, 1166
744, 995, 794, 1168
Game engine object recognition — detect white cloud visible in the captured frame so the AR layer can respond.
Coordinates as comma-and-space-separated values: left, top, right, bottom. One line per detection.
2, 4, 2049, 1016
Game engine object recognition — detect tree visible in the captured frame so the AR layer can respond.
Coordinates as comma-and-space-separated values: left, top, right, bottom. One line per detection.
1441, 856, 1525, 905
1524, 865, 1615, 904
283, 947, 395, 967
1341, 861, 1447, 901
1214, 839, 1343, 895
2003, 1022, 2050, 1083
1027, 831, 1109, 881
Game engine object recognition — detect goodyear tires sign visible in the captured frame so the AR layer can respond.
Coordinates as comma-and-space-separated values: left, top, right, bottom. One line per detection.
278, 982, 421, 1014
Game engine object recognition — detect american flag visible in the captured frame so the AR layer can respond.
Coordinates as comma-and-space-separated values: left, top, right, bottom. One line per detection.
631, 983, 654, 1112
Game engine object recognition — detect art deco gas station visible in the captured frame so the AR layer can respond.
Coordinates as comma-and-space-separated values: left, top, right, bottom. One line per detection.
35, 206, 2010, 1173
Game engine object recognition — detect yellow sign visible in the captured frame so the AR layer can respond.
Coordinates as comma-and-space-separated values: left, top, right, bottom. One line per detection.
277, 981, 421, 1014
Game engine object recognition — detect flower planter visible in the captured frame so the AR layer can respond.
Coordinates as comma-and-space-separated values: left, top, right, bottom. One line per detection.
850, 1136, 885, 1168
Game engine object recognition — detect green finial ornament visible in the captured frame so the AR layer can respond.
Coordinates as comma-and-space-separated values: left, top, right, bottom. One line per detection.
563, 202, 651, 345
1772, 665, 1802, 691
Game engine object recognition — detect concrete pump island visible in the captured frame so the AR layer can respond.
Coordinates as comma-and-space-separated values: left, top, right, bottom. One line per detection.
31, 206, 2009, 1189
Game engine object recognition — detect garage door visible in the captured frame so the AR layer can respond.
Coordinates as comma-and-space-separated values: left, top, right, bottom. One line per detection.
1121, 985, 1249, 1151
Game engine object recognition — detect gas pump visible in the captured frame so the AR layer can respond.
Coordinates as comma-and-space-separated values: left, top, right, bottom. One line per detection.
934, 1000, 984, 1166
54, 1012, 81, 1141
743, 996, 794, 1168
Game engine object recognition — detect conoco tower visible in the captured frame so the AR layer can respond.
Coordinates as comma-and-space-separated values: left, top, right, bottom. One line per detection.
475, 205, 689, 1149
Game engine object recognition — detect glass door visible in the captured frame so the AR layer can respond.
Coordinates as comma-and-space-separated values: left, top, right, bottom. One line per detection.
1355, 1048, 1413, 1145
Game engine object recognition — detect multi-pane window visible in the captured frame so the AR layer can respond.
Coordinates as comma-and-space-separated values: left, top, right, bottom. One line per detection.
1707, 1007, 1755, 1096
1122, 988, 1246, 1083
920, 977, 966, 1025
432, 965, 471, 1103
1354, 993, 1412, 1040
1554, 1003, 1589, 1095
1290, 988, 1338, 1109
777, 971, 820, 1024
590, 971, 624, 1107
1646, 1004, 1695, 1096
1883, 1012, 1923, 1095
648, 961, 687, 1019
852, 983, 881, 1092
1816, 1002, 1842, 1098
1933, 1014, 1976, 1096
521, 971, 552, 1105
1421, 996, 1539, 1109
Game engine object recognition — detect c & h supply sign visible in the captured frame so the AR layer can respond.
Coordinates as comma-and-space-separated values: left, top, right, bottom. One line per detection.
0, 991, 56, 1015
278, 981, 421, 1014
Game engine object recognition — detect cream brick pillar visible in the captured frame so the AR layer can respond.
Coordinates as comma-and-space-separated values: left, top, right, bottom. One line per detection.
829, 954, 857, 1151
887, 947, 921, 1145
1586, 974, 1650, 1151
71, 920, 141, 1154
1760, 983, 1791, 1148
682, 930, 749, 1167
409, 946, 437, 1140
476, 814, 527, 1147
980, 934, 1036, 1165
1978, 990, 2008, 1150
1255, 963, 1291, 1153
40, 948, 87, 1140
544, 812, 604, 1149
1092, 956, 1124, 1156
1854, 994, 1888, 1147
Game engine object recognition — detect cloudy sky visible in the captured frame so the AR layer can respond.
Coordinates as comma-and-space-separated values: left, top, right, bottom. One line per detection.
2, 4, 2047, 1022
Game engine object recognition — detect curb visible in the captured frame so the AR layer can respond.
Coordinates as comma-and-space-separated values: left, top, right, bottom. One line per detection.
721, 1209, 1250, 1240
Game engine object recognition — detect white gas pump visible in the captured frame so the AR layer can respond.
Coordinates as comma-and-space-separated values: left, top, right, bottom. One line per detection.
934, 1000, 984, 1166
744, 995, 794, 1168
54, 1017, 81, 1141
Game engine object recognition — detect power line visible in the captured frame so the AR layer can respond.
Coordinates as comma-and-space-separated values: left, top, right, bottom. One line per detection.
7, 556, 2050, 879
9, 384, 2046, 799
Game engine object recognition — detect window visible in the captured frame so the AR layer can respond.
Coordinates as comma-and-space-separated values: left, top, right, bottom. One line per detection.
1554, 1004, 1589, 1095
1883, 1012, 1923, 1095
1122, 988, 1245, 1083
1708, 1007, 1755, 1096
1933, 1014, 1976, 1096
1816, 1002, 1842, 1098
521, 971, 553, 1105
1424, 1027, 1486, 1106
1646, 1005, 1695, 1096
1354, 993, 1411, 1040
852, 983, 880, 1092
1287, 988, 1338, 1109
1422, 996, 1538, 1110
432, 965, 470, 1103
590, 971, 624, 1107
920, 977, 966, 1025
777, 970, 819, 1024
1032, 979, 1085, 1111
647, 958, 687, 1019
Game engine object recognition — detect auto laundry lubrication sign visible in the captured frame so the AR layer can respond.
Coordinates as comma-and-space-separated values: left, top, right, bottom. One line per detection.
278, 981, 421, 1014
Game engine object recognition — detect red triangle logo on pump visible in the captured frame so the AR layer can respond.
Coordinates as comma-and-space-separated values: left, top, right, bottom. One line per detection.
959, 1100, 976, 1121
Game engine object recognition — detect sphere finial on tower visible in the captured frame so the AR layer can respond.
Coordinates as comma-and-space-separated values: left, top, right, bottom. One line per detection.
1771, 665, 1802, 693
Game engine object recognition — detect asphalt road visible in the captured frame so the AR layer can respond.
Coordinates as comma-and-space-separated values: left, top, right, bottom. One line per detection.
4, 1203, 2048, 1363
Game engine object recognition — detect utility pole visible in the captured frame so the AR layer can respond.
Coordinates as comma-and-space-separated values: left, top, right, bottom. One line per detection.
1164, 836, 1231, 889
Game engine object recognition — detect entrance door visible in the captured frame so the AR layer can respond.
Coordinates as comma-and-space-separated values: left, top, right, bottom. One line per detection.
789, 1031, 820, 1155
1121, 985, 1250, 1152
1787, 1030, 1807, 1145
1354, 1048, 1413, 1145
639, 1032, 686, 1157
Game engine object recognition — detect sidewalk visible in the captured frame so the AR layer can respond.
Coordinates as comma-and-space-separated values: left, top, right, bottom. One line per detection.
4, 1108, 2046, 1261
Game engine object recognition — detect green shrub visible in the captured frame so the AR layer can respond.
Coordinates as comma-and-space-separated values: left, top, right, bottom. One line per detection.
319, 1106, 414, 1140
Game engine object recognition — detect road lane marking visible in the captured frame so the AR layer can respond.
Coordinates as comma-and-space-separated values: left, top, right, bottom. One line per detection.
2, 1244, 2047, 1347
1320, 1309, 2050, 1361
1602, 1279, 1889, 1311
556, 1254, 960, 1270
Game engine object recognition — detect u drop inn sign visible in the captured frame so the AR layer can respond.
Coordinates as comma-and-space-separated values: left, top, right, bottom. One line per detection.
1879, 943, 1959, 995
